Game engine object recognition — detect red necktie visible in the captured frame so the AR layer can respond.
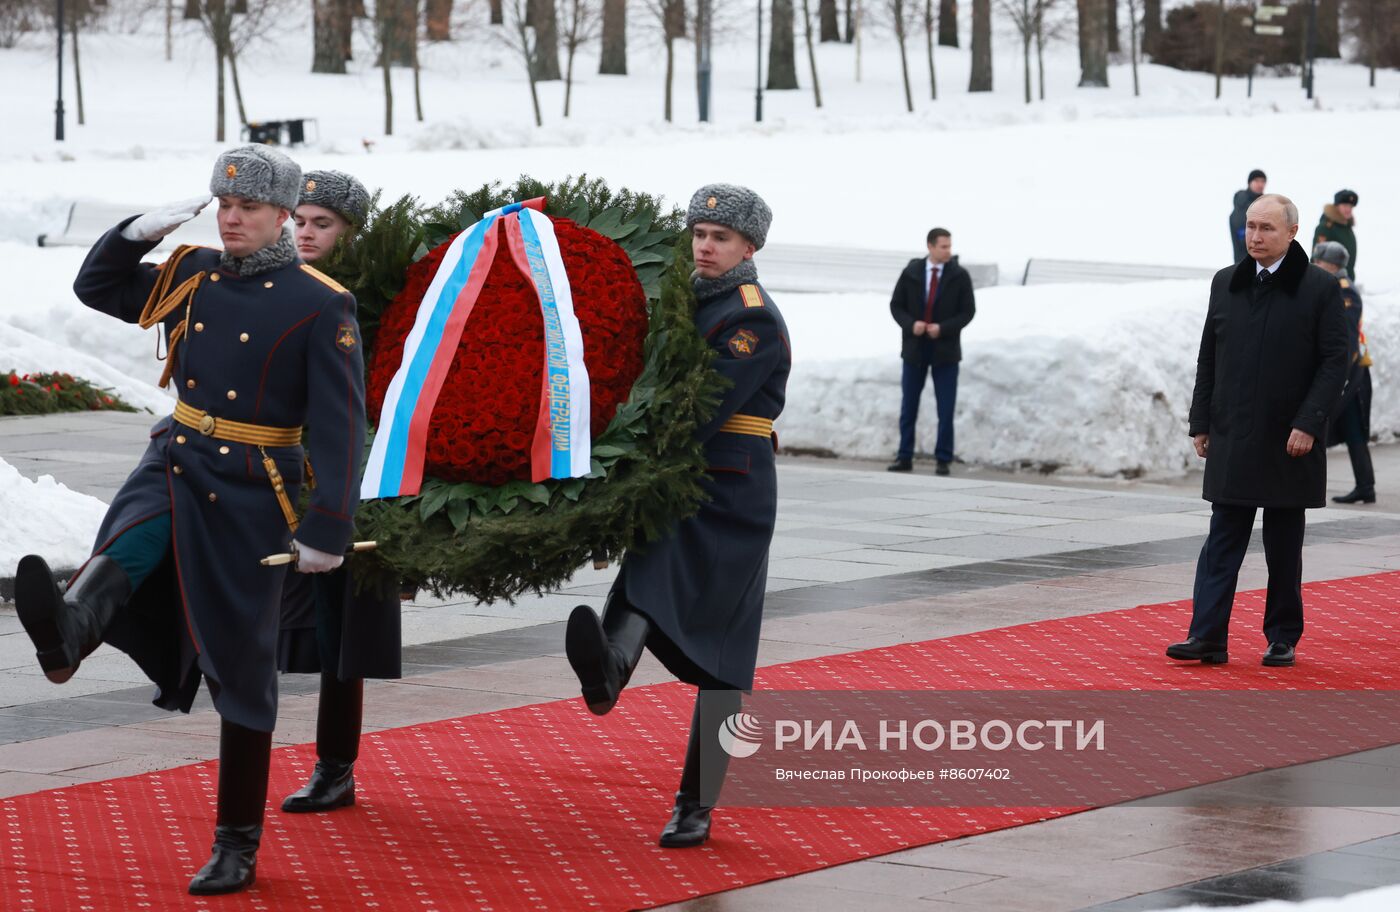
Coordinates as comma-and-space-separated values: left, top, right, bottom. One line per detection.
923, 267, 939, 323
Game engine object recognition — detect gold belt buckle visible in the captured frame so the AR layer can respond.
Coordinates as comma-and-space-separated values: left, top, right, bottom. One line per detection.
199, 414, 217, 436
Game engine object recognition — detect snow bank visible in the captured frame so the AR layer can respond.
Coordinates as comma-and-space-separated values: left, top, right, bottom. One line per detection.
0, 456, 107, 570
780, 281, 1400, 478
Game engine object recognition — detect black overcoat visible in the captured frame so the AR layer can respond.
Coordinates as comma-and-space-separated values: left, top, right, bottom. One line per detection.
1229, 189, 1260, 263
71, 221, 367, 731
889, 257, 976, 364
620, 279, 791, 692
1188, 241, 1348, 509
278, 567, 401, 680
1326, 277, 1370, 446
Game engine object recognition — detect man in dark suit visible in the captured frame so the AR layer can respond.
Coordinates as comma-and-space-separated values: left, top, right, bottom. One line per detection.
1167, 194, 1347, 669
888, 228, 976, 475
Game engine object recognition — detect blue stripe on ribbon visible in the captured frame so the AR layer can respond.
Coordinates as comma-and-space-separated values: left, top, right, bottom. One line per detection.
517, 212, 573, 479
378, 214, 497, 495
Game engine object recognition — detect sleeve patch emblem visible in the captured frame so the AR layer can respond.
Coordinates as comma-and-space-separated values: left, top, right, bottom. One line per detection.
336, 323, 358, 353
728, 328, 759, 358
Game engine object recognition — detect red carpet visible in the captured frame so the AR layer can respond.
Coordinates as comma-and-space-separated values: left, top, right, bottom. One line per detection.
4, 571, 1400, 911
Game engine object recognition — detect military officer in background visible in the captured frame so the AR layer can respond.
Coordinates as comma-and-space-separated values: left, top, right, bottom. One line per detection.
278, 170, 405, 816
13, 145, 367, 896
566, 183, 791, 848
1314, 241, 1375, 505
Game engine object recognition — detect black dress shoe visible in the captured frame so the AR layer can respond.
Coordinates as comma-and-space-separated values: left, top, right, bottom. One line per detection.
1165, 637, 1228, 664
886, 459, 912, 472
188, 824, 260, 895
1262, 643, 1296, 667
658, 794, 712, 848
281, 758, 355, 813
935, 461, 951, 476
1333, 487, 1376, 504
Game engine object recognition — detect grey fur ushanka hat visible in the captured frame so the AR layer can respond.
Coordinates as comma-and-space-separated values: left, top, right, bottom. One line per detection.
299, 169, 371, 226
209, 144, 302, 211
686, 183, 772, 250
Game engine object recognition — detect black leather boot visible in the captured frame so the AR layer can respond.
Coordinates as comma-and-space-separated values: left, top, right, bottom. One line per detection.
283, 672, 362, 812
15, 555, 130, 684
190, 719, 272, 895
1333, 487, 1376, 505
188, 824, 262, 895
659, 689, 739, 848
565, 590, 650, 715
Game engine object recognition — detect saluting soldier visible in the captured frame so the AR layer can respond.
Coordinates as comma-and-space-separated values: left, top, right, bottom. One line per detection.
278, 170, 404, 815
13, 145, 367, 896
565, 184, 790, 848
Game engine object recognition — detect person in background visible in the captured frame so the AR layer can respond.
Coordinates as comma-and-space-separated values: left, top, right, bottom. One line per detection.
887, 228, 976, 475
1316, 190, 1359, 283
1313, 241, 1374, 505
1168, 194, 1347, 670
1230, 169, 1267, 262
278, 170, 405, 817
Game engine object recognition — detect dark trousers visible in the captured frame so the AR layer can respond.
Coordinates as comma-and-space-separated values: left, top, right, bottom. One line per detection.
1189, 504, 1305, 646
1337, 396, 1375, 490
898, 359, 959, 463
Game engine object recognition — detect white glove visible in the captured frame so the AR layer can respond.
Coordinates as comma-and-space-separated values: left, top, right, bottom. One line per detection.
120, 195, 213, 242
292, 540, 343, 574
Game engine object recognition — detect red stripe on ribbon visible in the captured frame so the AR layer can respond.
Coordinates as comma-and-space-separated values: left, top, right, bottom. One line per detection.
400, 219, 502, 494
502, 216, 556, 483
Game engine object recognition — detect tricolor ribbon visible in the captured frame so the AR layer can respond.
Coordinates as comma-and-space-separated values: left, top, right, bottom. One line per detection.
361, 198, 592, 499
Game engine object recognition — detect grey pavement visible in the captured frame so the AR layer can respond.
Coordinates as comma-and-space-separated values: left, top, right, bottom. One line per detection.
3, 412, 1400, 911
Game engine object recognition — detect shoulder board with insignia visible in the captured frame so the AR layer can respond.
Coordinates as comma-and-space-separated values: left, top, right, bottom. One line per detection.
1339, 278, 1351, 288
739, 284, 764, 309
301, 264, 348, 293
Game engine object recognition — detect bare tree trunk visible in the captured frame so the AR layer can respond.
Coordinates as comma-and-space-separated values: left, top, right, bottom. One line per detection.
313, 0, 349, 72
844, 0, 854, 42
426, 0, 451, 38
386, 0, 417, 67
531, 0, 562, 80
968, 0, 991, 91
1035, 7, 1046, 98
768, 0, 799, 88
166, 0, 173, 61
1367, 0, 1376, 86
1317, 0, 1339, 57
564, 0, 578, 116
185, 0, 200, 19
414, 33, 424, 120
1212, 0, 1224, 98
71, 14, 85, 126
938, 0, 956, 46
818, 0, 839, 39
801, 0, 823, 105
1142, 0, 1159, 53
490, 0, 503, 22
1106, 0, 1118, 54
663, 34, 674, 121
599, 0, 626, 73
924, 0, 936, 99
216, 45, 226, 142
1021, 5, 1030, 102
893, 0, 913, 111
667, 0, 686, 36
1078, 0, 1108, 86
1127, 0, 1139, 95
228, 44, 249, 124
381, 17, 394, 133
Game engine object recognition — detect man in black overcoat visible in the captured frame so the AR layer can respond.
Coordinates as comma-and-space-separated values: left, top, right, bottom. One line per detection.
13, 145, 367, 895
886, 228, 976, 475
565, 183, 790, 849
1168, 194, 1348, 668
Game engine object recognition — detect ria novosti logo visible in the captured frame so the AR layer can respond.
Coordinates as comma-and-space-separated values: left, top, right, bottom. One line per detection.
718, 712, 764, 758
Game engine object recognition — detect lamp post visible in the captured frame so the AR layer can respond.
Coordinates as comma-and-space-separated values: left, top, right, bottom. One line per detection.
755, 0, 764, 122
55, 0, 66, 141
698, 0, 712, 122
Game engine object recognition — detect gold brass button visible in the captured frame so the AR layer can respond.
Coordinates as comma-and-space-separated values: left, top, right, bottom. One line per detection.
172, 465, 183, 475
186, 379, 197, 389
226, 390, 237, 401
194, 322, 204, 332
199, 415, 216, 436
219, 445, 230, 455
263, 281, 274, 289
239, 333, 249, 343
208, 492, 218, 503
210, 274, 221, 283
175, 435, 187, 444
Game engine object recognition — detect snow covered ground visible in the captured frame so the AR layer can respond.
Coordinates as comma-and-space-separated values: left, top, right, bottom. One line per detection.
0, 456, 109, 569
1, 2, 1397, 485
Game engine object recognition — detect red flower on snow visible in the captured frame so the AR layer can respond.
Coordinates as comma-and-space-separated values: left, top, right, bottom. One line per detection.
366, 216, 648, 485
